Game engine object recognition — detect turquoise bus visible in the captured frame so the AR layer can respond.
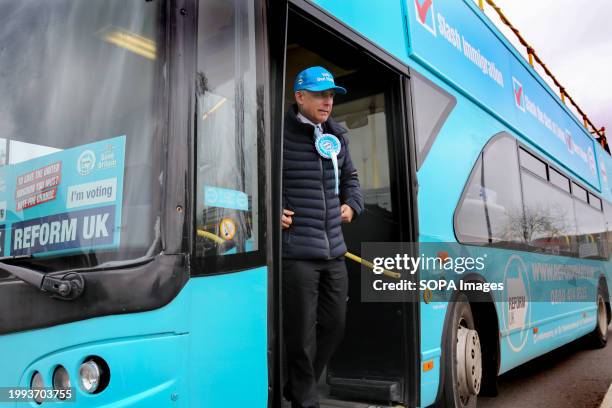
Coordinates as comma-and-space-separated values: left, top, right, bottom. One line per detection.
0, 0, 610, 407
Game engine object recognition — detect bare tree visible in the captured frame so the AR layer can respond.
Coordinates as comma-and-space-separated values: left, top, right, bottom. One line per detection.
501, 204, 570, 246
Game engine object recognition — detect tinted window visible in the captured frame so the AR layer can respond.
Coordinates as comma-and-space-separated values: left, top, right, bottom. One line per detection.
456, 134, 524, 245
549, 167, 570, 193
521, 171, 576, 255
455, 155, 488, 243
605, 201, 612, 259
454, 133, 610, 259
574, 198, 606, 259
519, 148, 547, 178
606, 201, 612, 228
410, 72, 456, 169
572, 182, 588, 202
589, 193, 602, 210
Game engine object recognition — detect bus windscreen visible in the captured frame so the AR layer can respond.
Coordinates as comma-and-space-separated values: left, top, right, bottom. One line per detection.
0, 0, 164, 271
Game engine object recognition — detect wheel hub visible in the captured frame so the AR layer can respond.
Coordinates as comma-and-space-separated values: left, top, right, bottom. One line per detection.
598, 295, 607, 338
456, 326, 482, 401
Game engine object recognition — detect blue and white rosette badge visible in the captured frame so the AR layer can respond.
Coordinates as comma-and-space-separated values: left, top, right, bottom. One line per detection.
315, 133, 341, 195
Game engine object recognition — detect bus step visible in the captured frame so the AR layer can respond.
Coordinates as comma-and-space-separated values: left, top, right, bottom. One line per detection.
320, 398, 402, 408
327, 377, 402, 404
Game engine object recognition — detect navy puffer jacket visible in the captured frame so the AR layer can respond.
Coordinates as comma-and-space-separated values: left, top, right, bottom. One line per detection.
282, 105, 364, 259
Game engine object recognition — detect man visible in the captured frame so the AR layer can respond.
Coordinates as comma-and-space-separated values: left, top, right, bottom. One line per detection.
282, 66, 364, 408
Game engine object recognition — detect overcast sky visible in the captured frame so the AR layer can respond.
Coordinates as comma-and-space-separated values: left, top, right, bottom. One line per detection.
484, 0, 611, 134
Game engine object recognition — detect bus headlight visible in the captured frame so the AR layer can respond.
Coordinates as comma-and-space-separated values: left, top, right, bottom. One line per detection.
79, 360, 101, 393
30, 372, 44, 405
52, 366, 71, 399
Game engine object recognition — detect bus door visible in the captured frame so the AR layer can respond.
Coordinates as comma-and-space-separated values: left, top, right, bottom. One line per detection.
279, 7, 419, 407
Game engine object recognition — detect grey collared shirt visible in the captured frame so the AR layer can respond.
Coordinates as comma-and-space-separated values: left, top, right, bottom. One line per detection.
296, 112, 323, 134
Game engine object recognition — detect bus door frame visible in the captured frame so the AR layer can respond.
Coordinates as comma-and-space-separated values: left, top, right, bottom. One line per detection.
269, 0, 421, 406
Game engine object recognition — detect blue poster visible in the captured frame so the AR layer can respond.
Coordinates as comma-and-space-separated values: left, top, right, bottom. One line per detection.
0, 135, 126, 257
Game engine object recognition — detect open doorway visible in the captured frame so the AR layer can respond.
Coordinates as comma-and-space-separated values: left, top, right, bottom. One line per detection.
280, 9, 418, 408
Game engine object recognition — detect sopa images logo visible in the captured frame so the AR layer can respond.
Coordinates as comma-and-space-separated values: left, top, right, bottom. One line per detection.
512, 77, 526, 112
414, 0, 437, 36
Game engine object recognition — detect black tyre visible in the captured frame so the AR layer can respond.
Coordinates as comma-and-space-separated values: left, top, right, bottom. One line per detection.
440, 293, 481, 408
586, 286, 608, 349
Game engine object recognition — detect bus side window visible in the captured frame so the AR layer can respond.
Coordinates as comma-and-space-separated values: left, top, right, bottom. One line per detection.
521, 170, 577, 256
606, 202, 612, 259
455, 132, 611, 260
410, 72, 456, 169
573, 197, 606, 259
455, 133, 524, 246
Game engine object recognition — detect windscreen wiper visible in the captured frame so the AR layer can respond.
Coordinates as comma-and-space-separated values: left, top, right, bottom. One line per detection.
0, 256, 85, 300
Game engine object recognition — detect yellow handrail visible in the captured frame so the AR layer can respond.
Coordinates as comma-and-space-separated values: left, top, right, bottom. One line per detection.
344, 251, 401, 279
196, 228, 225, 245
197, 229, 401, 279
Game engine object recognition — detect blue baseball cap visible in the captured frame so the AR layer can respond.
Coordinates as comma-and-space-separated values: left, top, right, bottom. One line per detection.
294, 66, 347, 94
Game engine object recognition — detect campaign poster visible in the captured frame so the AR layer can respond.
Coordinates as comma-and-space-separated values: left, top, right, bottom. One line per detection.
0, 135, 126, 257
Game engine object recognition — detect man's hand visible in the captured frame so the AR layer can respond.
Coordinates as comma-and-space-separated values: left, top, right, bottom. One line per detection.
282, 209, 295, 229
341, 204, 354, 223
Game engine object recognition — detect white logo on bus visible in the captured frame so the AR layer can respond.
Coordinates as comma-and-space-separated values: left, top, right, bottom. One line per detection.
77, 150, 96, 176
502, 254, 531, 352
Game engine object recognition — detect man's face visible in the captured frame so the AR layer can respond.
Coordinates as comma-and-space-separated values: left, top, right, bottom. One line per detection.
295, 89, 335, 124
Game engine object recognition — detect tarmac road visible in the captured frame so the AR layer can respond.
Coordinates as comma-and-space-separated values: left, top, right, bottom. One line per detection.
479, 326, 612, 408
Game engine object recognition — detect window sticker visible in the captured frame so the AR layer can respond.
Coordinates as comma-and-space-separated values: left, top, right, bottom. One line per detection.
0, 135, 126, 257
219, 218, 237, 240
204, 186, 249, 211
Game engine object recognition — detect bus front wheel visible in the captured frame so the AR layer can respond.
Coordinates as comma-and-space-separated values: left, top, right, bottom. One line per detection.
441, 293, 482, 408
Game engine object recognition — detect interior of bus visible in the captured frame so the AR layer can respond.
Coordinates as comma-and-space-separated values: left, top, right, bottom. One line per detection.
279, 8, 419, 407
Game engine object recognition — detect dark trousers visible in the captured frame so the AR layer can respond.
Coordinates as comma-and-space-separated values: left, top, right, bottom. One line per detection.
282, 258, 348, 408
